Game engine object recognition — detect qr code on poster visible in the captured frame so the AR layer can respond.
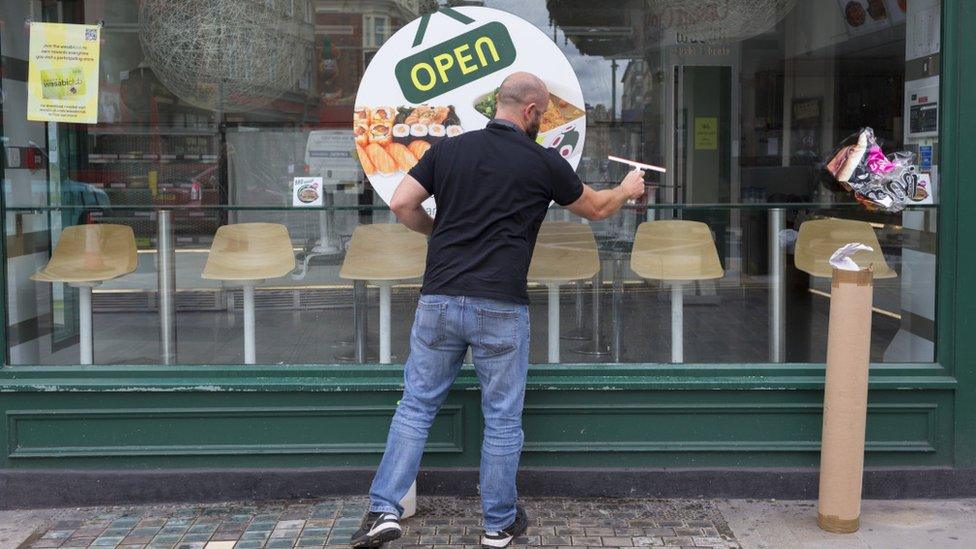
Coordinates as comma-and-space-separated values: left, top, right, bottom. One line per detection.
85, 28, 97, 41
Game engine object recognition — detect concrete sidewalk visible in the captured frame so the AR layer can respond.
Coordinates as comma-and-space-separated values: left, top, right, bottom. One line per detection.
719, 498, 976, 549
2, 496, 974, 548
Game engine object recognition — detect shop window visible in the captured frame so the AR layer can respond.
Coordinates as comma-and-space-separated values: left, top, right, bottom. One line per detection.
0, 0, 940, 367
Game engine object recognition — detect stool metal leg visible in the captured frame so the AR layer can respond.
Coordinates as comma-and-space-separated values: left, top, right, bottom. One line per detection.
612, 258, 623, 363
561, 281, 590, 341
355, 280, 366, 363
243, 284, 256, 364
379, 283, 392, 364
574, 269, 611, 357
547, 283, 560, 363
671, 283, 683, 363
78, 285, 94, 365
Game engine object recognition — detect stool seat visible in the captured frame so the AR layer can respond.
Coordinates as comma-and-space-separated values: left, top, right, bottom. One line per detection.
202, 223, 294, 365
794, 218, 896, 279
340, 224, 427, 282
32, 223, 138, 365
31, 224, 137, 283
528, 222, 600, 283
202, 223, 295, 282
631, 220, 724, 281
529, 222, 600, 364
339, 223, 428, 364
631, 220, 724, 364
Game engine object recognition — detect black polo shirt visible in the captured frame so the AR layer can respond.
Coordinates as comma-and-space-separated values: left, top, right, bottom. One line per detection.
407, 119, 584, 304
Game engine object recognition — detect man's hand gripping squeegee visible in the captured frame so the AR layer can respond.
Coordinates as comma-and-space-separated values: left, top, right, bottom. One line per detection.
608, 156, 668, 205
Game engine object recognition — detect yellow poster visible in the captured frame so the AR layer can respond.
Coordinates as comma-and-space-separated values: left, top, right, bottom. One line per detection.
27, 22, 101, 124
695, 117, 718, 150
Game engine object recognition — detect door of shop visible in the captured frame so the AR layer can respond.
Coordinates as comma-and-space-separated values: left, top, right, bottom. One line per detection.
673, 65, 734, 269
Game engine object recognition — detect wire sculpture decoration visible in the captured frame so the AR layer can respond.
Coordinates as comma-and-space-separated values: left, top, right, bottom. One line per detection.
648, 0, 798, 43
139, 0, 314, 112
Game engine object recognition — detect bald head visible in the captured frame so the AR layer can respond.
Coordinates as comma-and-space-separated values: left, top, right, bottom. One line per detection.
495, 72, 549, 139
497, 72, 548, 109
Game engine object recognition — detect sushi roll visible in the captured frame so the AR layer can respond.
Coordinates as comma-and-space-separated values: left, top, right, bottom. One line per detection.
446, 125, 463, 138
410, 123, 429, 138
392, 123, 411, 144
431, 106, 451, 124
369, 122, 392, 145
371, 106, 395, 124
428, 123, 446, 142
405, 106, 433, 125
354, 122, 370, 146
354, 106, 370, 125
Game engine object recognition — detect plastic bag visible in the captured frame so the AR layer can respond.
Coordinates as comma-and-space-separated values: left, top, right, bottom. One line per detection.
824, 127, 924, 212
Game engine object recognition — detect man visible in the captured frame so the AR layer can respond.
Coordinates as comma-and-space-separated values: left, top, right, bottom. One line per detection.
351, 72, 645, 548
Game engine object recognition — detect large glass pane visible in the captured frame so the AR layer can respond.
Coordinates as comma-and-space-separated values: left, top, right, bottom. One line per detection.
1, 0, 940, 366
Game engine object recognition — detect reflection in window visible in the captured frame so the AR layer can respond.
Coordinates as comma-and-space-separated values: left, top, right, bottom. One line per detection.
0, 0, 939, 367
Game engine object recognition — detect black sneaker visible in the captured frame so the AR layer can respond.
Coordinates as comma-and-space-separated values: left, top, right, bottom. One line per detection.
481, 505, 528, 548
349, 511, 402, 548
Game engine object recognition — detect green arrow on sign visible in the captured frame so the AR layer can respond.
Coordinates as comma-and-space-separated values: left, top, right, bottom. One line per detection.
413, 7, 476, 47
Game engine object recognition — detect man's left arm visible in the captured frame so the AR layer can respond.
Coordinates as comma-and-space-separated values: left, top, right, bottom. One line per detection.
390, 174, 434, 235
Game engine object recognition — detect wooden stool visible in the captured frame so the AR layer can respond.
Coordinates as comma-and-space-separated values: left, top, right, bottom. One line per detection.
32, 224, 138, 365
795, 218, 896, 279
631, 220, 724, 363
528, 222, 600, 363
202, 223, 295, 364
340, 224, 427, 364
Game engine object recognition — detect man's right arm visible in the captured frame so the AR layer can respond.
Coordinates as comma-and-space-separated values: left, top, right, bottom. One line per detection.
567, 169, 646, 221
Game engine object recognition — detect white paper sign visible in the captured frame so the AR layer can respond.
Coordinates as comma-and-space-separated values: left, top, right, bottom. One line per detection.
292, 177, 323, 207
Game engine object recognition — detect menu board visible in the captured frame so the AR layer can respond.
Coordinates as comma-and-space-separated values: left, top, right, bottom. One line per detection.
354, 7, 586, 216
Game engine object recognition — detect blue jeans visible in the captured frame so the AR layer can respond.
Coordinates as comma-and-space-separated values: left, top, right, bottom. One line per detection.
369, 294, 530, 531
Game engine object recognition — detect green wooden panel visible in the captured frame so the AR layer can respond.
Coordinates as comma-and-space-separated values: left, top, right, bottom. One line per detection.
0, 388, 953, 469
942, 0, 976, 468
521, 403, 937, 454
7, 405, 464, 459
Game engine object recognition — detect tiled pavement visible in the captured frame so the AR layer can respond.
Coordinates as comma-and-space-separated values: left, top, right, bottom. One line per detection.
20, 497, 741, 549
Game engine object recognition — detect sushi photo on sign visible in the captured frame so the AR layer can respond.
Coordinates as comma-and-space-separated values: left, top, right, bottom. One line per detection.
353, 6, 587, 217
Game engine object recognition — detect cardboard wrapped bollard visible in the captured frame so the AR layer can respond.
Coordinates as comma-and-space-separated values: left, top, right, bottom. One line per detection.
817, 244, 875, 533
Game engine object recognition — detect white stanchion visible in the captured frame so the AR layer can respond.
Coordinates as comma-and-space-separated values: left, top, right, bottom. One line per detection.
400, 479, 417, 519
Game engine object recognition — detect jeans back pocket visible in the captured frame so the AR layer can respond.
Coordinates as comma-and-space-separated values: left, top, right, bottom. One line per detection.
476, 307, 519, 357
415, 300, 448, 348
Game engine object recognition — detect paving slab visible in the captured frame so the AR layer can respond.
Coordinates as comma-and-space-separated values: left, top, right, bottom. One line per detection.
718, 498, 976, 549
